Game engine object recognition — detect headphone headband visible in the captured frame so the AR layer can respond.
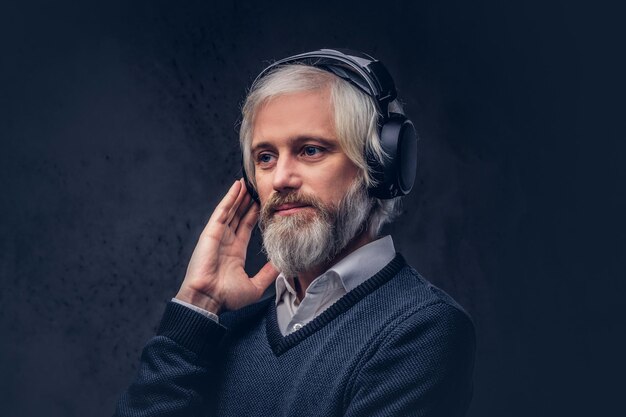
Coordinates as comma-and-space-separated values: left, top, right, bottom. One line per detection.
254, 48, 398, 118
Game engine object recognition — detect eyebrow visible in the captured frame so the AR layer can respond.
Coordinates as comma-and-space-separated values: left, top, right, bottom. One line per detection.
250, 136, 338, 155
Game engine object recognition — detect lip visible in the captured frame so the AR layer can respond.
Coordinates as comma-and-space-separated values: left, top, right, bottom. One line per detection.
273, 203, 311, 216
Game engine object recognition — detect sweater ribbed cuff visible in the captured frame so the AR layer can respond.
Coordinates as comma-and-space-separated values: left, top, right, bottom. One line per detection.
157, 301, 227, 358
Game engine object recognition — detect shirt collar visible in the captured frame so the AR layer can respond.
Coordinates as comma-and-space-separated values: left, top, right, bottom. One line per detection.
274, 235, 396, 304
275, 274, 298, 304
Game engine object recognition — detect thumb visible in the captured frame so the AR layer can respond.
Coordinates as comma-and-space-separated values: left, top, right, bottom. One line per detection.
250, 262, 279, 293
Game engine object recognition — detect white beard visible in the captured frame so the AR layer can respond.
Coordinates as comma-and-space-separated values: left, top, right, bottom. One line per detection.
259, 179, 372, 278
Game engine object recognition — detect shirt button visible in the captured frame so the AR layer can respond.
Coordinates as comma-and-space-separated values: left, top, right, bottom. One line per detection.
293, 323, 303, 331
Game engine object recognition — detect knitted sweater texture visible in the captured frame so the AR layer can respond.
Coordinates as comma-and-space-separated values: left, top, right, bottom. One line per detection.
116, 255, 475, 417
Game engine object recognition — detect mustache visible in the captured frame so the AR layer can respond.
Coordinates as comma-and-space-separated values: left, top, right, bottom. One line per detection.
262, 192, 327, 214
259, 191, 331, 229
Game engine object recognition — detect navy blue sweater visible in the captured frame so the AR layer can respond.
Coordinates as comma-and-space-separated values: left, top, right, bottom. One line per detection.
116, 255, 475, 416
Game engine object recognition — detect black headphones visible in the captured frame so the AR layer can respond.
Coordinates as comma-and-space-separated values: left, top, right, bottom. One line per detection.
242, 48, 417, 202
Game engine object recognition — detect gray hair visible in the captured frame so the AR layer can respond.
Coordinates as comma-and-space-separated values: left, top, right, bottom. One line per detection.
239, 64, 402, 237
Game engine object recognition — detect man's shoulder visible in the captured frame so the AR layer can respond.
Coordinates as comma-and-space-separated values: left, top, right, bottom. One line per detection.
400, 264, 468, 306
376, 259, 473, 328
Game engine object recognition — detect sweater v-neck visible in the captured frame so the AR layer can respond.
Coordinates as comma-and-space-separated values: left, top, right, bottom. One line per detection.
265, 253, 406, 355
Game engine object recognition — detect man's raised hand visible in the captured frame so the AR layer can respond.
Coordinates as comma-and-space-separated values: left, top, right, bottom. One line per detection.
175, 179, 278, 314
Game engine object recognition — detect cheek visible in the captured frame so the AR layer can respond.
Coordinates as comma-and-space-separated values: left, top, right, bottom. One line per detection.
313, 162, 359, 201
334, 158, 360, 184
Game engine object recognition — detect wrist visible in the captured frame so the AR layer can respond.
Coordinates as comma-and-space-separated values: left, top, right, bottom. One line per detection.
174, 287, 223, 315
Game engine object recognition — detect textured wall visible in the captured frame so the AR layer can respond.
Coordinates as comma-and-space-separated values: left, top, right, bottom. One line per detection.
1, 1, 623, 416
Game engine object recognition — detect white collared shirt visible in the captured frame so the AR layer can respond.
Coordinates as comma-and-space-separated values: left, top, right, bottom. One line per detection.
275, 235, 396, 335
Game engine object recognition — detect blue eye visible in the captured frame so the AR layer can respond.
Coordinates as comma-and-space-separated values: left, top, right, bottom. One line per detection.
256, 152, 274, 168
303, 146, 321, 156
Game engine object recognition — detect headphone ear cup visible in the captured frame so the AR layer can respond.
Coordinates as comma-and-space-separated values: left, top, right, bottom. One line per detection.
242, 165, 260, 203
396, 119, 418, 195
368, 115, 417, 199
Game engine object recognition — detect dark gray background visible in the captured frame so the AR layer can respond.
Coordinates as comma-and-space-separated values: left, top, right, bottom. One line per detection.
1, 0, 624, 416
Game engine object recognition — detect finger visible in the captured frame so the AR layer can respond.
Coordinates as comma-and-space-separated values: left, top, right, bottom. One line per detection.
235, 201, 260, 241
250, 262, 280, 293
209, 180, 242, 225
226, 179, 249, 226
230, 179, 252, 226
229, 191, 252, 232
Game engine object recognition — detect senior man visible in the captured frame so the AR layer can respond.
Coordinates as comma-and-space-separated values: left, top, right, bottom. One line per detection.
116, 49, 475, 417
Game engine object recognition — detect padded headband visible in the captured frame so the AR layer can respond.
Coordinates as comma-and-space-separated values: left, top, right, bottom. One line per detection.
254, 48, 398, 119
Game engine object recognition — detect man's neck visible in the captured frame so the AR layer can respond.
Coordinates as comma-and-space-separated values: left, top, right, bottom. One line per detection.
294, 231, 375, 301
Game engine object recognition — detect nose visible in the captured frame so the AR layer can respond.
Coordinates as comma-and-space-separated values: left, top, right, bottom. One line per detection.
272, 154, 302, 194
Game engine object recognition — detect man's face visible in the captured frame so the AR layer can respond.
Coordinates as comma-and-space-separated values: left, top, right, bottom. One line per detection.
251, 87, 360, 214
250, 87, 370, 276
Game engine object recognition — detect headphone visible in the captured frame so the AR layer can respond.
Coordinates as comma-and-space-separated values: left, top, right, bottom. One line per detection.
242, 48, 417, 202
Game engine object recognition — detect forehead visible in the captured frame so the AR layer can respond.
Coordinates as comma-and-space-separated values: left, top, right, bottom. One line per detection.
251, 88, 336, 147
